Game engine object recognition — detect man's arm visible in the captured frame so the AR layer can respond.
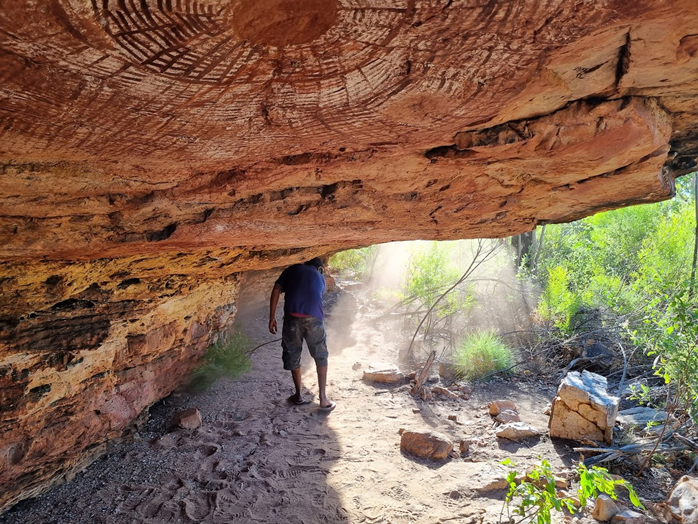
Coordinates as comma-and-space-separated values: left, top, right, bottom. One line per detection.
269, 283, 282, 334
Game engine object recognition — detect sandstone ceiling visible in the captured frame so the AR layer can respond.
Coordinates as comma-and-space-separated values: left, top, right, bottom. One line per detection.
1, 0, 698, 512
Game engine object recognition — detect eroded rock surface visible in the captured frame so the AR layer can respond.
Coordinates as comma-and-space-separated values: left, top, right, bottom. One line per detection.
549, 371, 620, 444
1, 0, 698, 512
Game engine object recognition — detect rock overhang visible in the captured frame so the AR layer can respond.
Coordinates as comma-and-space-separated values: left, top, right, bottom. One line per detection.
1, 0, 698, 512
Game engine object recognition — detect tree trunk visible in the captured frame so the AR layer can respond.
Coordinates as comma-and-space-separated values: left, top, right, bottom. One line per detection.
688, 172, 698, 297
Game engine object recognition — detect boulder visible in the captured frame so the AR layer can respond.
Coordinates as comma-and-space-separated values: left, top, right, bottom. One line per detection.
172, 407, 202, 430
400, 430, 453, 461
593, 494, 621, 522
549, 371, 619, 444
667, 476, 698, 524
496, 422, 540, 441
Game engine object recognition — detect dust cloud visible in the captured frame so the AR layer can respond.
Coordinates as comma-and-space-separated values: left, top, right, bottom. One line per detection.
326, 239, 538, 367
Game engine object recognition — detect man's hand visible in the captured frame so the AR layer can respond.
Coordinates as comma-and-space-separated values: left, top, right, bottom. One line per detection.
269, 318, 277, 334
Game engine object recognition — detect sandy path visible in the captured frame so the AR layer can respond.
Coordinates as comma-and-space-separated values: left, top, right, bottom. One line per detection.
1, 282, 569, 524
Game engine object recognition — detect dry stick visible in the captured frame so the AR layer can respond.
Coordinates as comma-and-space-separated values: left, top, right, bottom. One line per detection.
676, 434, 698, 473
411, 350, 436, 395
637, 340, 698, 476
248, 338, 281, 354
405, 241, 500, 361
406, 241, 502, 394
616, 342, 628, 394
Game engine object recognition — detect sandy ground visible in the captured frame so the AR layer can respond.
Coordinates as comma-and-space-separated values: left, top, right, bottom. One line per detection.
0, 280, 667, 524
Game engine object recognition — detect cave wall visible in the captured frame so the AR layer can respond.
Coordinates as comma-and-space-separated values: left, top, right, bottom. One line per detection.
1, 0, 698, 511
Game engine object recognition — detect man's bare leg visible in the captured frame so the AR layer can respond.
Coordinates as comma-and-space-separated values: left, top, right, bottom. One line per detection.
289, 367, 303, 403
317, 365, 333, 409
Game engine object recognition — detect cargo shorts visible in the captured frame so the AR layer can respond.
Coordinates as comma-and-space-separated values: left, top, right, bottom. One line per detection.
281, 316, 328, 370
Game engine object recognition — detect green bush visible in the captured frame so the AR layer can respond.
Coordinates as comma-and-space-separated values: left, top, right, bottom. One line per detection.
188, 331, 252, 391
537, 266, 585, 335
328, 246, 377, 280
454, 330, 513, 380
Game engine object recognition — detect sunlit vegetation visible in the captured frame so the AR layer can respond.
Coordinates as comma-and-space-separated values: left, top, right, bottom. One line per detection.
328, 245, 378, 280
188, 330, 252, 391
454, 330, 514, 380
528, 174, 698, 422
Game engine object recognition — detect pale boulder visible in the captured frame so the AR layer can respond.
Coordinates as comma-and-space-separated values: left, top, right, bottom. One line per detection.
363, 364, 406, 384
549, 371, 619, 444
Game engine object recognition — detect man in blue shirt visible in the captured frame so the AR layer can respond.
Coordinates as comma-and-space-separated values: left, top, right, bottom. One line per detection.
269, 257, 336, 412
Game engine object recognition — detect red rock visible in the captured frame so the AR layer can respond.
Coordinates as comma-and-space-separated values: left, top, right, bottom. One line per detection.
1, 0, 697, 512
172, 408, 202, 430
400, 430, 453, 461
488, 400, 518, 416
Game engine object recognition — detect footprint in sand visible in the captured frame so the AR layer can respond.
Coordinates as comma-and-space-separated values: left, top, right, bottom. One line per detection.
194, 443, 219, 459
182, 491, 213, 521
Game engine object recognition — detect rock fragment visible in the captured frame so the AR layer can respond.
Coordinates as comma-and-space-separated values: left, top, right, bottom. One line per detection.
362, 364, 406, 384
592, 494, 621, 521
496, 422, 540, 441
172, 407, 202, 429
433, 386, 461, 400
400, 430, 453, 461
610, 510, 645, 524
667, 475, 698, 524
488, 400, 517, 416
495, 409, 521, 423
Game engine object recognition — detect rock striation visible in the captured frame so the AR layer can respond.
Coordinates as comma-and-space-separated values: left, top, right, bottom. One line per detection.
1, 0, 698, 512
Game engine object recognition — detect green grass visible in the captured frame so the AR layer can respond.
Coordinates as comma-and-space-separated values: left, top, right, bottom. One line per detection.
454, 331, 514, 380
188, 331, 252, 391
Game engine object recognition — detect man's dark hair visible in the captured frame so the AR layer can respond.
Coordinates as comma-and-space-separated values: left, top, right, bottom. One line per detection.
305, 257, 324, 269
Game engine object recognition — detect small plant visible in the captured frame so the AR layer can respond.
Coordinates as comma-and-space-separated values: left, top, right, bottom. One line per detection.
454, 330, 513, 380
501, 459, 643, 524
188, 331, 252, 391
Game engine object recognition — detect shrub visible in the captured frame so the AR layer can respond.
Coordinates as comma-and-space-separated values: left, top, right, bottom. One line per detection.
329, 246, 377, 280
537, 266, 585, 335
454, 330, 513, 380
188, 330, 252, 391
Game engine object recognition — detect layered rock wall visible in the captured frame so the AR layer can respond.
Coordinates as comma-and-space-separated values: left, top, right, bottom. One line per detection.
1, 0, 698, 511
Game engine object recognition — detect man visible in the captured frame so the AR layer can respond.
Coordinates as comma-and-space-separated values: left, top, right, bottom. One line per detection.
269, 257, 336, 412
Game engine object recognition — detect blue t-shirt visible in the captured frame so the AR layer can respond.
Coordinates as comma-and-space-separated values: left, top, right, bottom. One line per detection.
275, 264, 326, 320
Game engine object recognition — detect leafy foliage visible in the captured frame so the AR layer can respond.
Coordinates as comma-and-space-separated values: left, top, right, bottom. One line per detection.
537, 266, 585, 335
630, 282, 698, 419
528, 175, 697, 419
329, 246, 377, 280
188, 331, 252, 391
454, 330, 513, 380
501, 459, 643, 524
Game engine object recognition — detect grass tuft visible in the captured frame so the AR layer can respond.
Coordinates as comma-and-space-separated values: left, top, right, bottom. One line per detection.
454, 330, 514, 380
188, 330, 252, 391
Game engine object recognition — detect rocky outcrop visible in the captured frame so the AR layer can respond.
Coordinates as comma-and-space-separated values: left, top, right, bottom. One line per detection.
1, 0, 698, 512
